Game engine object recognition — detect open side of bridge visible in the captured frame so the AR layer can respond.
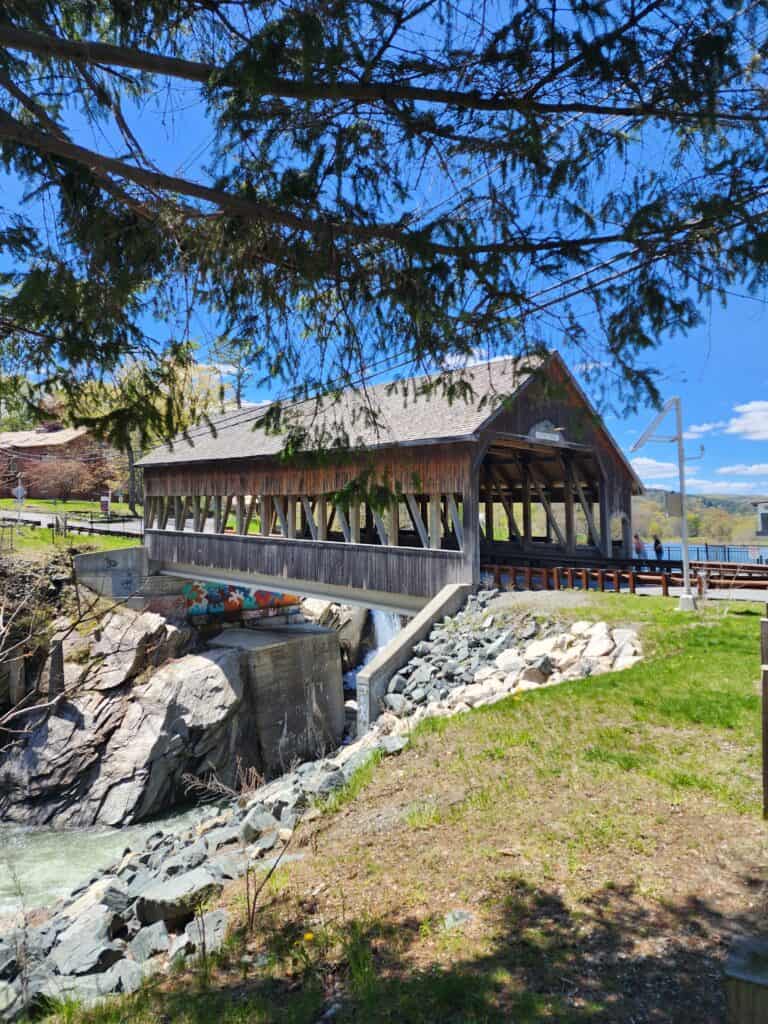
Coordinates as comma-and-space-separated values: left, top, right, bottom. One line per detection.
139, 352, 642, 612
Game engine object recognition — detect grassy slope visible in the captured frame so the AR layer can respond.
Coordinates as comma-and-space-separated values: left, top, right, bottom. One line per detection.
43, 595, 767, 1024
8, 526, 138, 559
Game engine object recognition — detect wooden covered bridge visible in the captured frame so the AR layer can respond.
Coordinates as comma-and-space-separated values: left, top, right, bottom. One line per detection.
139, 352, 642, 614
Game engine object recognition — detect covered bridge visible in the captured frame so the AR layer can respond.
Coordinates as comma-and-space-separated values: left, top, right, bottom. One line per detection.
139, 352, 642, 614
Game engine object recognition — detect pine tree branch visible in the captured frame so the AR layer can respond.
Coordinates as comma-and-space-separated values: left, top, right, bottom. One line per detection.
0, 22, 760, 123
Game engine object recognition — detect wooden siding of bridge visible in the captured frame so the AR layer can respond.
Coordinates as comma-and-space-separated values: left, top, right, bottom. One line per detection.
484, 358, 633, 523
145, 529, 469, 598
143, 444, 474, 499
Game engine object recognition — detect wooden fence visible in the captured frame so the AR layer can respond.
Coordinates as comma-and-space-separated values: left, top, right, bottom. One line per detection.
481, 562, 768, 596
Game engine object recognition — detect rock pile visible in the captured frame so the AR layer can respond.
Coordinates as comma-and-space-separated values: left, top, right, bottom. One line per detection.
378, 591, 642, 726
0, 733, 403, 1021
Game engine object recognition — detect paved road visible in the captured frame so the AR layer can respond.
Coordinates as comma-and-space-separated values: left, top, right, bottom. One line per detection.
5, 509, 144, 537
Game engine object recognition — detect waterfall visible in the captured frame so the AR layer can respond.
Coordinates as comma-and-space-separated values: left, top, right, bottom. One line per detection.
370, 608, 401, 649
343, 607, 401, 692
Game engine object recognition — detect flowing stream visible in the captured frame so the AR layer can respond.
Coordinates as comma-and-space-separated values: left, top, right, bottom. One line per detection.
0, 607, 403, 922
0, 808, 206, 921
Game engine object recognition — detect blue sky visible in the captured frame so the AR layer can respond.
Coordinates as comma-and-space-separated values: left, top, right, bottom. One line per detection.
596, 297, 768, 498
1, 81, 766, 499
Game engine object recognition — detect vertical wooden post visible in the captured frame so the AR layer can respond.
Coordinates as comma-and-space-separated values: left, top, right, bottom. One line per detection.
761, 612, 768, 819
661, 573, 669, 597
260, 495, 271, 536
553, 567, 561, 591
521, 462, 532, 546
387, 497, 399, 546
484, 499, 494, 542
316, 496, 328, 541
561, 460, 573, 552
621, 509, 632, 559
580, 568, 588, 590
599, 479, 612, 558
462, 474, 480, 586
428, 493, 441, 550
350, 498, 361, 544
235, 495, 245, 534
287, 496, 296, 539
213, 495, 223, 533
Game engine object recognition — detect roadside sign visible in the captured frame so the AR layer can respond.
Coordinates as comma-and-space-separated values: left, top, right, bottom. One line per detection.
100, 494, 110, 515
12, 484, 25, 502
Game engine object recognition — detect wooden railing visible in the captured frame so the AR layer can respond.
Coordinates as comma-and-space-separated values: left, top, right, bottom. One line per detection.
481, 562, 768, 596
146, 528, 469, 599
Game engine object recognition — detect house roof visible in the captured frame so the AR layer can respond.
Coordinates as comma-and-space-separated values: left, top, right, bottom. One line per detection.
0, 425, 89, 450
138, 355, 539, 468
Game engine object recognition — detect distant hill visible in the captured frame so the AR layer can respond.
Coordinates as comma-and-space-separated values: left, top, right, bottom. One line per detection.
634, 489, 765, 544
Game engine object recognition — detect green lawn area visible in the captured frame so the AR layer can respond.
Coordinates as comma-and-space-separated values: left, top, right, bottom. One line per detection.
7, 524, 139, 558
0, 497, 140, 517
42, 594, 767, 1023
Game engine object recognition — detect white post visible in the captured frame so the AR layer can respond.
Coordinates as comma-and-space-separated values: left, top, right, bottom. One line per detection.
675, 397, 697, 611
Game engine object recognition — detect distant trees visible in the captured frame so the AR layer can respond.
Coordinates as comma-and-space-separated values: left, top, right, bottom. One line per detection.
24, 458, 99, 501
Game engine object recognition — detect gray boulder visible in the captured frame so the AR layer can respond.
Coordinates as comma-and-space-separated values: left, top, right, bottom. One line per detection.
240, 807, 280, 843
87, 610, 170, 691
383, 693, 407, 715
129, 921, 170, 963
49, 906, 124, 976
135, 867, 223, 927
162, 839, 209, 877
184, 909, 229, 957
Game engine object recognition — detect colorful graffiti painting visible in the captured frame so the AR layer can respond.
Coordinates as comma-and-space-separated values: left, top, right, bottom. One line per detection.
182, 580, 300, 617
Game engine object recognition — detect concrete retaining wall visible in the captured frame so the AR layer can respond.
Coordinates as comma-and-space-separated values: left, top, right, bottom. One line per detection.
209, 625, 344, 774
356, 583, 472, 734
73, 545, 149, 600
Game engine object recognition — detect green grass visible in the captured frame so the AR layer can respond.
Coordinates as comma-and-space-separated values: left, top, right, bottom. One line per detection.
0, 497, 140, 516
7, 524, 139, 556
317, 749, 384, 814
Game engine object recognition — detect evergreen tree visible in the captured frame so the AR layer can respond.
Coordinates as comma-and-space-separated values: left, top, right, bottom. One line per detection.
1, 3, 768, 444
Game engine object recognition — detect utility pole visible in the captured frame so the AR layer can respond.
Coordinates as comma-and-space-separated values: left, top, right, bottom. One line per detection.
631, 396, 697, 611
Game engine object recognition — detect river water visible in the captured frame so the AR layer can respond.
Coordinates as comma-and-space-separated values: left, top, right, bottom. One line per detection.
0, 808, 208, 921
0, 608, 403, 921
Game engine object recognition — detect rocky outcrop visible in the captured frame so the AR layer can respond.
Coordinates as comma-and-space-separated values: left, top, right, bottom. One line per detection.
0, 611, 345, 829
0, 646, 247, 827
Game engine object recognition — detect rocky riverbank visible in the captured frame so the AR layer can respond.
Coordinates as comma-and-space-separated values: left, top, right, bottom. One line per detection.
0, 607, 344, 828
0, 590, 643, 1021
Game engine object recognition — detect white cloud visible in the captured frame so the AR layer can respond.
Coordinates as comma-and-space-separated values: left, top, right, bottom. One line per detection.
716, 463, 768, 477
198, 361, 238, 376
725, 401, 768, 441
682, 420, 727, 441
631, 456, 678, 481
686, 478, 767, 494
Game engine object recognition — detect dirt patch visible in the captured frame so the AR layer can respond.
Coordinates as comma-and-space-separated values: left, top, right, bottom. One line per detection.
487, 589, 595, 613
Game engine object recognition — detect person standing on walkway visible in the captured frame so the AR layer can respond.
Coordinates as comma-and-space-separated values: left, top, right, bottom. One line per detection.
653, 535, 663, 561
633, 533, 644, 559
